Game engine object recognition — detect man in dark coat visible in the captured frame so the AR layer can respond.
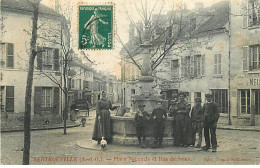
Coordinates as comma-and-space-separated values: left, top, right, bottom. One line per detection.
151, 100, 168, 148
202, 94, 220, 152
134, 104, 150, 148
191, 97, 204, 148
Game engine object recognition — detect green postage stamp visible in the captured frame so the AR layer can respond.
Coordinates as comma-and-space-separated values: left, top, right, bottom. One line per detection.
78, 4, 114, 50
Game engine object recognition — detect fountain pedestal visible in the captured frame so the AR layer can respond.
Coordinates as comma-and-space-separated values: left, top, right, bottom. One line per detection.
111, 23, 174, 146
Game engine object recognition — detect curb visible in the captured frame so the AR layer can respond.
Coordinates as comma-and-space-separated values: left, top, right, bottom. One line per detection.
76, 140, 203, 154
217, 126, 260, 132
1, 122, 81, 133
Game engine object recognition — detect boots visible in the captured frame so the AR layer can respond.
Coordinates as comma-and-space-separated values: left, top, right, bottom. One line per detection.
141, 139, 147, 148
158, 138, 163, 148
138, 138, 142, 148
152, 140, 158, 148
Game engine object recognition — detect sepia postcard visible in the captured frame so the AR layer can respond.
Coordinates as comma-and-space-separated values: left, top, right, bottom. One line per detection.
0, 0, 260, 166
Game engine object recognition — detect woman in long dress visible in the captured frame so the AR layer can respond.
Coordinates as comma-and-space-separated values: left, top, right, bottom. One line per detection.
173, 92, 193, 147
92, 91, 117, 143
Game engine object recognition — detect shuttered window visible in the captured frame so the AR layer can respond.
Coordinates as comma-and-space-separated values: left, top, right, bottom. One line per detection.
240, 89, 251, 114
37, 47, 59, 71
250, 45, 260, 69
1, 43, 14, 68
214, 54, 222, 74
248, 0, 260, 27
211, 89, 228, 114
1, 86, 15, 113
171, 59, 179, 78
194, 54, 202, 77
34, 87, 59, 114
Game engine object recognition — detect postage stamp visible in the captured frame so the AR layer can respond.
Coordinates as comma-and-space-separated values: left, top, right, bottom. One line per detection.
78, 4, 114, 50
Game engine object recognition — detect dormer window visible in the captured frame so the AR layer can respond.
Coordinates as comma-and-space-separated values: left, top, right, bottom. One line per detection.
190, 18, 196, 32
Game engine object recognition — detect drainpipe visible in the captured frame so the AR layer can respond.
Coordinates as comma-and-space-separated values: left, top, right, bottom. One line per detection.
228, 0, 232, 125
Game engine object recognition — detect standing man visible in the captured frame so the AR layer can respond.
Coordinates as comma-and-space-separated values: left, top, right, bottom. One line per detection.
191, 97, 204, 148
151, 100, 168, 148
202, 94, 219, 152
134, 104, 150, 148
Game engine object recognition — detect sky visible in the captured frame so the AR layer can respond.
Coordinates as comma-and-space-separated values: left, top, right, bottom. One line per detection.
41, 0, 225, 78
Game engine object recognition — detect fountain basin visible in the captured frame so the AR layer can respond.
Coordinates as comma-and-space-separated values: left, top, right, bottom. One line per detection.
111, 115, 174, 146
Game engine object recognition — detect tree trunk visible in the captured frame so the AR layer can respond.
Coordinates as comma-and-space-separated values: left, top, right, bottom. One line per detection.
23, 1, 40, 165
64, 87, 68, 134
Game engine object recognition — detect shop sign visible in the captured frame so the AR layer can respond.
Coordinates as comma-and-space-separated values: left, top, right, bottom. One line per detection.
249, 78, 260, 86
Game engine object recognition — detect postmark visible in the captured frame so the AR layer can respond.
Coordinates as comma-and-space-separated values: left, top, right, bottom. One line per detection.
78, 4, 114, 50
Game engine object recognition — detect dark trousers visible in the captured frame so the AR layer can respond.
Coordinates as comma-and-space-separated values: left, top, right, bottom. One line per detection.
154, 122, 165, 141
136, 125, 146, 140
192, 121, 203, 146
204, 123, 217, 149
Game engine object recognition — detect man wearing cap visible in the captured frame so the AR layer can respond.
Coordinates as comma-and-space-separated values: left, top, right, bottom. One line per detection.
134, 104, 150, 148
202, 94, 220, 152
151, 100, 168, 148
191, 97, 204, 148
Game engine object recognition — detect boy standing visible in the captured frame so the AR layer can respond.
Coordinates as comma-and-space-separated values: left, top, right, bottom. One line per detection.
151, 100, 168, 148
191, 97, 204, 148
134, 104, 150, 148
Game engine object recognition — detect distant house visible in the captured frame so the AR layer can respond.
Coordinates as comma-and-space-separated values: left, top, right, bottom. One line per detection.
67, 52, 94, 108
0, 0, 69, 129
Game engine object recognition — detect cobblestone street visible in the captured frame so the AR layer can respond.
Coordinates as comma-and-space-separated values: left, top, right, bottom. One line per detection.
1, 110, 259, 165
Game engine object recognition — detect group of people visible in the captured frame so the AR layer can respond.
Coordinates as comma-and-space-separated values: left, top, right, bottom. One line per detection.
92, 91, 219, 152
134, 92, 219, 152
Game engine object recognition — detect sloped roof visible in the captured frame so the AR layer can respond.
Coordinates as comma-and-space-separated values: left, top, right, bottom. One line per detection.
1, 0, 60, 17
191, 1, 229, 35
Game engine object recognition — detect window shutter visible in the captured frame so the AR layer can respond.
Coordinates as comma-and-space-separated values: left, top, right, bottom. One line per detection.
37, 47, 43, 70
190, 56, 194, 77
52, 87, 59, 115
6, 43, 14, 68
248, 1, 253, 27
218, 54, 222, 74
214, 54, 218, 74
242, 2, 248, 28
201, 54, 205, 76
242, 46, 249, 71
53, 48, 59, 71
34, 87, 42, 115
6, 86, 14, 112
74, 91, 78, 100
181, 57, 186, 78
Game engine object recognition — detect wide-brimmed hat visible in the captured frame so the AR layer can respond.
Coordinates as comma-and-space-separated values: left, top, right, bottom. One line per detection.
138, 104, 145, 108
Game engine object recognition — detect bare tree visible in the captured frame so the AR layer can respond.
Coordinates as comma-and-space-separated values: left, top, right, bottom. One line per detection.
23, 0, 41, 165
118, 0, 188, 72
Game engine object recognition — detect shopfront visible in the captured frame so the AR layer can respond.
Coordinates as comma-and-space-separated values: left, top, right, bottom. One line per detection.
231, 74, 260, 126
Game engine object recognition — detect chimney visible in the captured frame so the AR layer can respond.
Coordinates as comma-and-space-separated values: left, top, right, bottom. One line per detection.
195, 2, 204, 11
55, 0, 60, 13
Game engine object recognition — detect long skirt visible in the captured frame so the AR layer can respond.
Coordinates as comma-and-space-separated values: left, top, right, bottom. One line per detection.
173, 113, 192, 146
92, 109, 112, 141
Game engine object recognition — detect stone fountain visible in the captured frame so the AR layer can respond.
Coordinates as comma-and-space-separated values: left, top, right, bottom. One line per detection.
111, 23, 174, 146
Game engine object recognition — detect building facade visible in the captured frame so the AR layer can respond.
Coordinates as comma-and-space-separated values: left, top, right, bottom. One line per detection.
1, 0, 67, 128
229, 0, 260, 126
